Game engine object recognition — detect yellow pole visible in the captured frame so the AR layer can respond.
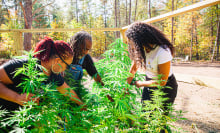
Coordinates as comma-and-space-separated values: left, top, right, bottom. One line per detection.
13, 31, 23, 55
120, 29, 128, 44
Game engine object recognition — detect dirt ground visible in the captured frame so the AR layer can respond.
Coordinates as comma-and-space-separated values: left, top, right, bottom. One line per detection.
0, 58, 219, 133
173, 81, 220, 133
172, 62, 220, 133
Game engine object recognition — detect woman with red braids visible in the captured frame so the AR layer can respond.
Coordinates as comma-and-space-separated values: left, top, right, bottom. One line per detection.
0, 37, 84, 112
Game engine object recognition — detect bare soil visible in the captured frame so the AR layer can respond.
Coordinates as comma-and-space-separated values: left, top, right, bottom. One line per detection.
172, 62, 220, 133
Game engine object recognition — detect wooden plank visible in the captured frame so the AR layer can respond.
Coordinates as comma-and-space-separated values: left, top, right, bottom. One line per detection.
0, 29, 15, 33
0, 28, 122, 33
122, 0, 220, 30
12, 32, 23, 55
120, 29, 128, 44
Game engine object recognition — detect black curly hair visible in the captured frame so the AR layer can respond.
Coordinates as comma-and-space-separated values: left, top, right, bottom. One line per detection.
69, 31, 92, 63
125, 22, 174, 68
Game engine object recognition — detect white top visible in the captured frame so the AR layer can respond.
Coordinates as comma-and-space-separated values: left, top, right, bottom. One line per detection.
145, 46, 173, 78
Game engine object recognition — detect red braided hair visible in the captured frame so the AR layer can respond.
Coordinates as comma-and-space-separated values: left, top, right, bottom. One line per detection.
34, 37, 73, 62
54, 40, 73, 60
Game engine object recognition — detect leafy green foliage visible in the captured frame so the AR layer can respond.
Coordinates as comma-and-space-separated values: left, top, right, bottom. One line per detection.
0, 10, 23, 56
0, 50, 11, 58
48, 19, 69, 40
33, 3, 49, 28
0, 39, 184, 133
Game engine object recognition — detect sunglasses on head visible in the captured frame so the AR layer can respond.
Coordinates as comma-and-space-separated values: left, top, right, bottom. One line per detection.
56, 54, 71, 69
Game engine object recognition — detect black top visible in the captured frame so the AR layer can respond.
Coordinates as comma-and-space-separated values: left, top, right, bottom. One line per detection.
0, 58, 64, 111
72, 54, 98, 77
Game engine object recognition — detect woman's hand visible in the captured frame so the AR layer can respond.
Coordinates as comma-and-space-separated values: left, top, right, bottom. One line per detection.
134, 81, 143, 88
16, 93, 39, 106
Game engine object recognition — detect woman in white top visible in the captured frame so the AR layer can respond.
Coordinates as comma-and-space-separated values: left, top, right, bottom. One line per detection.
126, 22, 178, 110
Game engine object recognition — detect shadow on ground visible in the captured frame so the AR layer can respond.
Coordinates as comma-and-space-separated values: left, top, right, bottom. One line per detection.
174, 119, 220, 133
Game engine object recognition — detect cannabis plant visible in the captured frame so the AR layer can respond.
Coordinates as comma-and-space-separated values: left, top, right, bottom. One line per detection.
0, 39, 185, 133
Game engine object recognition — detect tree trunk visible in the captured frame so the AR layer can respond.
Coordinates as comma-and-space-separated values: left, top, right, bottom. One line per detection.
190, 0, 194, 61
195, 16, 199, 60
118, 0, 121, 27
129, 0, 131, 24
171, 0, 174, 45
216, 5, 219, 61
190, 13, 194, 61
117, 0, 120, 37
14, 0, 17, 11
114, 0, 119, 38
76, 0, 78, 22
103, 1, 107, 50
210, 6, 214, 57
104, 1, 107, 28
87, 2, 91, 28
148, 0, 151, 18
125, 0, 128, 25
211, 16, 220, 62
105, 37, 107, 51
133, 0, 138, 22
23, 0, 33, 51
69, 0, 74, 21
2, 0, 9, 23
114, 0, 117, 28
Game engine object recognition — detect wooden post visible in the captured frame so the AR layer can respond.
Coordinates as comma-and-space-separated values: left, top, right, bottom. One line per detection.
13, 31, 23, 55
120, 29, 128, 44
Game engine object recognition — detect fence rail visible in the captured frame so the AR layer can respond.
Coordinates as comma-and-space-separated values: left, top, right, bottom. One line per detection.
121, 0, 220, 43
0, 28, 122, 55
0, 28, 122, 33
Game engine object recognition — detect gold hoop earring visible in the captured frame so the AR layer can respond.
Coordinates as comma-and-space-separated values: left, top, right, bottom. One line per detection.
51, 63, 62, 74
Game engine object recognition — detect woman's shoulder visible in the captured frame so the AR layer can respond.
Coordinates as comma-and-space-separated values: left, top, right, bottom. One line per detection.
2, 58, 28, 68
85, 54, 92, 59
72, 54, 92, 64
158, 46, 171, 55
83, 54, 94, 63
2, 57, 41, 73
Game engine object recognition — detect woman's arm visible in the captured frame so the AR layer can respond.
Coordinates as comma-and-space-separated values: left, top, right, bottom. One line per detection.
127, 61, 138, 84
157, 61, 170, 86
0, 67, 37, 105
134, 61, 170, 87
56, 82, 84, 106
93, 74, 104, 86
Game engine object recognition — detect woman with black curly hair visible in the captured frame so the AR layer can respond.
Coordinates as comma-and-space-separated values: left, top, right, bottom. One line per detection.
126, 22, 178, 110
66, 31, 104, 94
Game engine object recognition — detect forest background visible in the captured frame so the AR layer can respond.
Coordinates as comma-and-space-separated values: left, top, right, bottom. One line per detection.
0, 0, 220, 61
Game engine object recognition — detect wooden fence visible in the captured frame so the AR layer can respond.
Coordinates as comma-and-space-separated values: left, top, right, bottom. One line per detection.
0, 28, 121, 55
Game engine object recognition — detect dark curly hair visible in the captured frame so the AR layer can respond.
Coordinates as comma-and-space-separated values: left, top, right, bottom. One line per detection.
34, 36, 73, 62
125, 22, 174, 68
69, 31, 92, 63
